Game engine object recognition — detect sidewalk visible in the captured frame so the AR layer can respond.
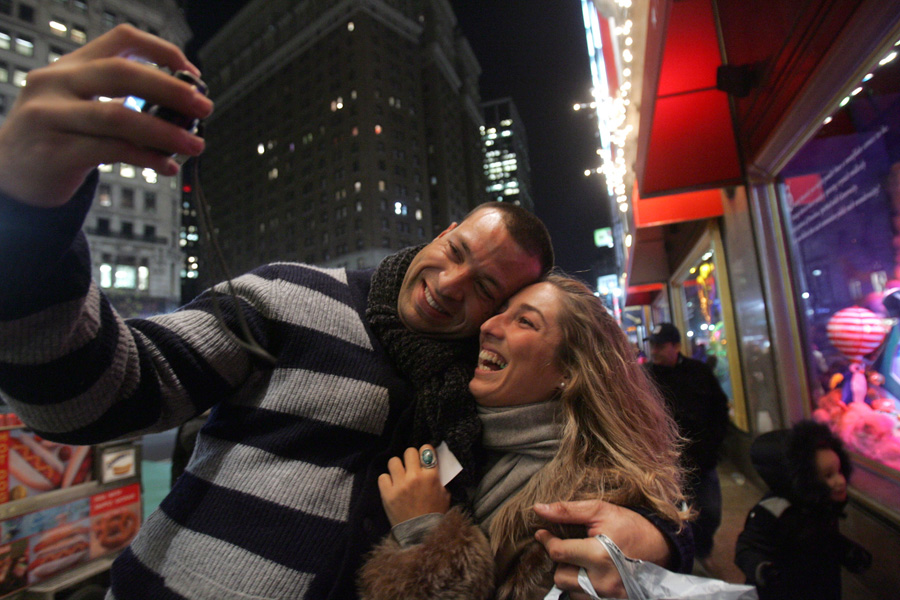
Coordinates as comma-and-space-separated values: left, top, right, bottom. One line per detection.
691, 461, 763, 583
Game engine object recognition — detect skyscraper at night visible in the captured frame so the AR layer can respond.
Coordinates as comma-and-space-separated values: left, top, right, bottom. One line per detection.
0, 0, 191, 318
481, 97, 534, 211
196, 0, 488, 278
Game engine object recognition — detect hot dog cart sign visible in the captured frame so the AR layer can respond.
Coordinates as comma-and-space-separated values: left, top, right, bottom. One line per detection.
0, 430, 93, 503
0, 483, 140, 597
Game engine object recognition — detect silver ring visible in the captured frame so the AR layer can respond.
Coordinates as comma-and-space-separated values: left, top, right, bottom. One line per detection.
420, 448, 437, 469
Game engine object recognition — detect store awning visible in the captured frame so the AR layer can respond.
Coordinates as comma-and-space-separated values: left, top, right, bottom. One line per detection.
632, 183, 723, 229
625, 282, 665, 307
635, 0, 743, 197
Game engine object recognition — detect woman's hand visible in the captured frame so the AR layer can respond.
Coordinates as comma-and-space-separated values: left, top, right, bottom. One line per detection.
377, 445, 450, 527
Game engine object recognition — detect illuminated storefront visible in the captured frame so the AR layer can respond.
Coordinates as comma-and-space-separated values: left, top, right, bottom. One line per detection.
612, 0, 900, 594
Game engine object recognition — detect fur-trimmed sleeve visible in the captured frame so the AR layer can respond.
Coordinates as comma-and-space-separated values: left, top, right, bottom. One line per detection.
358, 506, 495, 600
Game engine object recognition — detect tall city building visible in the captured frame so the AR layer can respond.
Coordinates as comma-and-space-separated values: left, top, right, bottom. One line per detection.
195, 0, 488, 279
481, 97, 534, 212
0, 0, 192, 318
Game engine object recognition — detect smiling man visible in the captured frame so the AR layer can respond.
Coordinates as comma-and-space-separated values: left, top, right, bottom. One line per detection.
398, 207, 546, 338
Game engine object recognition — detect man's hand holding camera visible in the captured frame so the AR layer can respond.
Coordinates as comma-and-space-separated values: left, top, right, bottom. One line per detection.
0, 24, 213, 209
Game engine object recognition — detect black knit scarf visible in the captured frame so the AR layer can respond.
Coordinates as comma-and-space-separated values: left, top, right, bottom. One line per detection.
366, 245, 482, 489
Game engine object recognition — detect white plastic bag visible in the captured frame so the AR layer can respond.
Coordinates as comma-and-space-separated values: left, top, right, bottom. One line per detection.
544, 534, 757, 600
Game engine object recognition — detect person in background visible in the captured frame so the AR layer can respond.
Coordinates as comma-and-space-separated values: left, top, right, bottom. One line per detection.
735, 420, 871, 600
0, 26, 689, 599
645, 322, 729, 566
359, 274, 692, 600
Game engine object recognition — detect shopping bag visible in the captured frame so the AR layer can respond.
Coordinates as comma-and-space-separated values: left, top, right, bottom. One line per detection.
544, 534, 757, 600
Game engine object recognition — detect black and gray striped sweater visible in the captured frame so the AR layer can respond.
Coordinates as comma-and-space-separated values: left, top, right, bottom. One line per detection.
0, 173, 452, 599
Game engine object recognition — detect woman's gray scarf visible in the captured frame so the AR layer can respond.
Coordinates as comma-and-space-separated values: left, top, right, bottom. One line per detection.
366, 245, 482, 488
473, 400, 562, 527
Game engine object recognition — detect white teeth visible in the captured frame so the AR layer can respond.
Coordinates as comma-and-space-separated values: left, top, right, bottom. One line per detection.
478, 349, 507, 371
424, 286, 449, 315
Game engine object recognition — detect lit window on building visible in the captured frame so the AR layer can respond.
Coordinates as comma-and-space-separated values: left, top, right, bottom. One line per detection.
120, 164, 136, 178
138, 266, 149, 290
48, 47, 62, 63
0, 30, 8, 50
97, 183, 112, 206
12, 68, 27, 87
99, 264, 112, 288
99, 163, 113, 173
70, 27, 86, 44
142, 168, 157, 183
115, 265, 136, 289
14, 36, 33, 56
49, 19, 67, 36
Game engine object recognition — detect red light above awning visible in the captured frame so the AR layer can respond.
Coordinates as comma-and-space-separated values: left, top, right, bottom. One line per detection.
636, 0, 742, 197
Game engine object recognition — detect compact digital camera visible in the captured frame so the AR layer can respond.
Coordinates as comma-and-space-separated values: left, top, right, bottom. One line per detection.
125, 69, 208, 163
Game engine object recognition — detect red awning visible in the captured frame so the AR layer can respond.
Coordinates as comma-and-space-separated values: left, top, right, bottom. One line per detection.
635, 0, 743, 197
632, 183, 723, 229
625, 282, 665, 307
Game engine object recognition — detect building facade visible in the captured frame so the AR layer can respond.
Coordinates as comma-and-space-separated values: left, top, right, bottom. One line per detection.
480, 97, 534, 212
195, 0, 488, 278
0, 0, 192, 318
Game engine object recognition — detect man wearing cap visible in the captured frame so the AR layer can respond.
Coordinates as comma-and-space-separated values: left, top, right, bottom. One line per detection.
645, 322, 730, 567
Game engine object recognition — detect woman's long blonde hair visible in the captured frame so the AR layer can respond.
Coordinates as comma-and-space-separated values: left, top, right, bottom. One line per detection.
488, 272, 691, 552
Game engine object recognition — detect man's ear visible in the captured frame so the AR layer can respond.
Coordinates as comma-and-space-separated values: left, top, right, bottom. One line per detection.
435, 222, 458, 239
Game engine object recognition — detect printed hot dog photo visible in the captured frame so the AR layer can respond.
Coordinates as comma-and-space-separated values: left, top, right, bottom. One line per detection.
1, 431, 93, 502
27, 521, 91, 584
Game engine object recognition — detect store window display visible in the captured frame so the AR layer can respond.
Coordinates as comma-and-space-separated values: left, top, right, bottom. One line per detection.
681, 251, 735, 400
780, 40, 900, 473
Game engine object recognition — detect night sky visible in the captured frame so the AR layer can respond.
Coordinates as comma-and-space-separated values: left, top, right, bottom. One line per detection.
184, 0, 608, 276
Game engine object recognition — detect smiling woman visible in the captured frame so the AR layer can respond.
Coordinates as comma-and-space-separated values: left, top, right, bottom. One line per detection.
470, 282, 566, 407
361, 272, 693, 600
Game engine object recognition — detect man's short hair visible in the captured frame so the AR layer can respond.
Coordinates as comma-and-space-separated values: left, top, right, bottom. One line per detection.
465, 202, 554, 275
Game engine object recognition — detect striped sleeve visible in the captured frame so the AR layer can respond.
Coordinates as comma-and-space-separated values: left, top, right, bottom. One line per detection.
0, 177, 293, 442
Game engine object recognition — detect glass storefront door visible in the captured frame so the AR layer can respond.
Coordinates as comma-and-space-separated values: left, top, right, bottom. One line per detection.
671, 223, 748, 430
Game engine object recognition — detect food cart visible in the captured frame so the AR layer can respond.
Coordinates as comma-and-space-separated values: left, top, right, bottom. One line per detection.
0, 413, 141, 600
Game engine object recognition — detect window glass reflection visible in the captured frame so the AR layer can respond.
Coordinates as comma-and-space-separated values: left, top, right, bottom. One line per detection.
780, 43, 900, 473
